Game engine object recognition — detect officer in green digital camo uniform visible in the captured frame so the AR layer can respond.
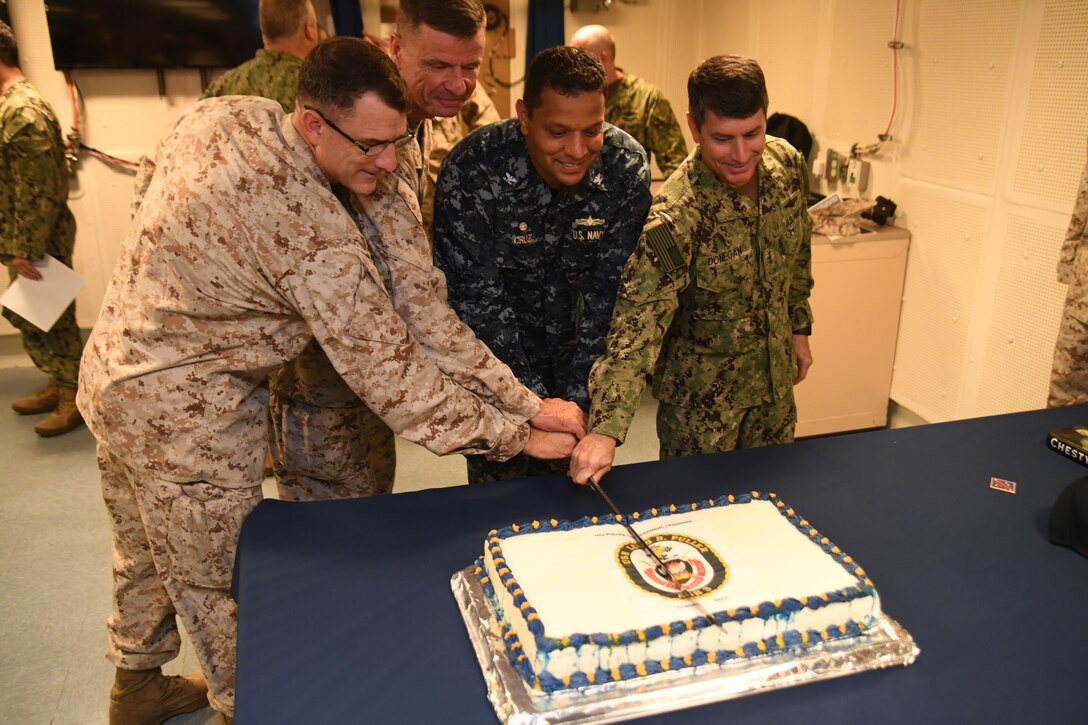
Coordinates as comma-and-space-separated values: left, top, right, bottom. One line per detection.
1049, 139, 1088, 407
201, 0, 320, 113
571, 24, 687, 179
569, 55, 814, 485
434, 46, 652, 484
0, 21, 84, 437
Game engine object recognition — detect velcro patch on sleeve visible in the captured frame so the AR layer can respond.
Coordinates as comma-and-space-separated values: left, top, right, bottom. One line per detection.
643, 219, 684, 273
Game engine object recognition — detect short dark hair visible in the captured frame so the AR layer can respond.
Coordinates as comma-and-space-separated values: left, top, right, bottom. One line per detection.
687, 55, 769, 127
260, 0, 311, 42
398, 0, 485, 39
296, 38, 408, 115
523, 46, 605, 115
0, 20, 19, 69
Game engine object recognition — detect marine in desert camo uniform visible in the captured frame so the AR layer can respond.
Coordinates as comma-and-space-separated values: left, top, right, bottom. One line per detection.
265, 0, 565, 499
1049, 142, 1088, 406
78, 41, 574, 719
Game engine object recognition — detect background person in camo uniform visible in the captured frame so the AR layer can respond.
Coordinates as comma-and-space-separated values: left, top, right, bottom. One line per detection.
570, 24, 688, 179
78, 40, 577, 723
0, 21, 83, 438
265, 0, 585, 502
569, 55, 814, 486
201, 0, 319, 113
434, 46, 652, 484
1048, 141, 1088, 407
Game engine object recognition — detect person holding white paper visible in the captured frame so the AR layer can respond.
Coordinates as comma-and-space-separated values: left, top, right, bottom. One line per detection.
0, 21, 83, 437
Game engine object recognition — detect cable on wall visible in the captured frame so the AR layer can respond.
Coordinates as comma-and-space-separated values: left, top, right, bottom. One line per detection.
64, 71, 139, 174
852, 0, 903, 158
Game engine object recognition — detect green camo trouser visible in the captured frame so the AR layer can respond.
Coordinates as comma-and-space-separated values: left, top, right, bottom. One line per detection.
656, 389, 797, 459
4, 263, 83, 386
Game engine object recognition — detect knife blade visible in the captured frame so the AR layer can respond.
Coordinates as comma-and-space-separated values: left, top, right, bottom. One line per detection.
587, 475, 720, 626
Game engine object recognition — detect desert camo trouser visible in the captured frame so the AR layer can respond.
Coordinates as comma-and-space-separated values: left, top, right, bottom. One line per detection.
268, 392, 396, 501
1049, 309, 1088, 407
98, 444, 262, 716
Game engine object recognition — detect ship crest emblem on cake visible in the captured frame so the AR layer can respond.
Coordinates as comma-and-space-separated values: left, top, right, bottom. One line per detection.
616, 533, 728, 599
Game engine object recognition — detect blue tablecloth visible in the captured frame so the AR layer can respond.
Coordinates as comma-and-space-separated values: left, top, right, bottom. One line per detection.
233, 405, 1088, 724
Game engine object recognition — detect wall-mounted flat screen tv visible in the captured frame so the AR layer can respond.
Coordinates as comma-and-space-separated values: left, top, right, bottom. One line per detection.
46, 0, 262, 70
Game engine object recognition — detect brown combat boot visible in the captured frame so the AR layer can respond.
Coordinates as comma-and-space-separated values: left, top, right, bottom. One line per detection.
108, 666, 209, 725
11, 378, 58, 414
34, 384, 83, 437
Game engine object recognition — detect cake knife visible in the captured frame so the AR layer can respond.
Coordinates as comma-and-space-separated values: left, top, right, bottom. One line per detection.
587, 475, 721, 626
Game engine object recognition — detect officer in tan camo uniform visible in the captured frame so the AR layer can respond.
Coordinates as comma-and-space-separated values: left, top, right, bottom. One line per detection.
571, 24, 688, 179
570, 55, 814, 485
423, 82, 500, 237
0, 21, 84, 437
1049, 141, 1088, 407
78, 40, 579, 725
201, 0, 319, 113
267, 0, 579, 501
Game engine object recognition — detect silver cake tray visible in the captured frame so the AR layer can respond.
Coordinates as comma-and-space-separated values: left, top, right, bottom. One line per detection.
451, 566, 919, 725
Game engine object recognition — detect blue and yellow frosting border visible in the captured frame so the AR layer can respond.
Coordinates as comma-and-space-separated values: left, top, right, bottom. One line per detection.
475, 491, 878, 694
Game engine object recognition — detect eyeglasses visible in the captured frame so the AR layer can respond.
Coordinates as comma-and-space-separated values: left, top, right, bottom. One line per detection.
303, 105, 414, 157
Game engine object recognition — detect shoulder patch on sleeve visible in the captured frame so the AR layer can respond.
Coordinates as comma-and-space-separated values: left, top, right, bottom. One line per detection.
643, 218, 684, 273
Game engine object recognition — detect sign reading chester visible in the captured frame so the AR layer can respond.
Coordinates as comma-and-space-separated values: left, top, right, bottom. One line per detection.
617, 532, 728, 599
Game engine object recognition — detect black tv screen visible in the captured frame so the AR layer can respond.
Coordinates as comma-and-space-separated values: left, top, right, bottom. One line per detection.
47, 0, 263, 70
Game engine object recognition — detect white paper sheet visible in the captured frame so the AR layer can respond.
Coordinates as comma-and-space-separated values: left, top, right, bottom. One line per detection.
0, 255, 85, 332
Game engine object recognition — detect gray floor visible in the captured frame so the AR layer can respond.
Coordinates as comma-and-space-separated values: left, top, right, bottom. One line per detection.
0, 362, 661, 724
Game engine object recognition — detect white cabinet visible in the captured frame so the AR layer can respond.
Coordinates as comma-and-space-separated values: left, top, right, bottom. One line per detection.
794, 225, 911, 437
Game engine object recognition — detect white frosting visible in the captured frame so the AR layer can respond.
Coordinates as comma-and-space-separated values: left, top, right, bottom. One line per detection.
483, 497, 881, 690
501, 501, 857, 633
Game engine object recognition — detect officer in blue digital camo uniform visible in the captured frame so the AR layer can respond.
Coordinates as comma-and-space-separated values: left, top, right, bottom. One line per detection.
434, 46, 652, 483
570, 55, 815, 486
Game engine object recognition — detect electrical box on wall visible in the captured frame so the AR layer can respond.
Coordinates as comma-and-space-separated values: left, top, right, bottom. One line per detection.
847, 159, 870, 193
826, 149, 842, 182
